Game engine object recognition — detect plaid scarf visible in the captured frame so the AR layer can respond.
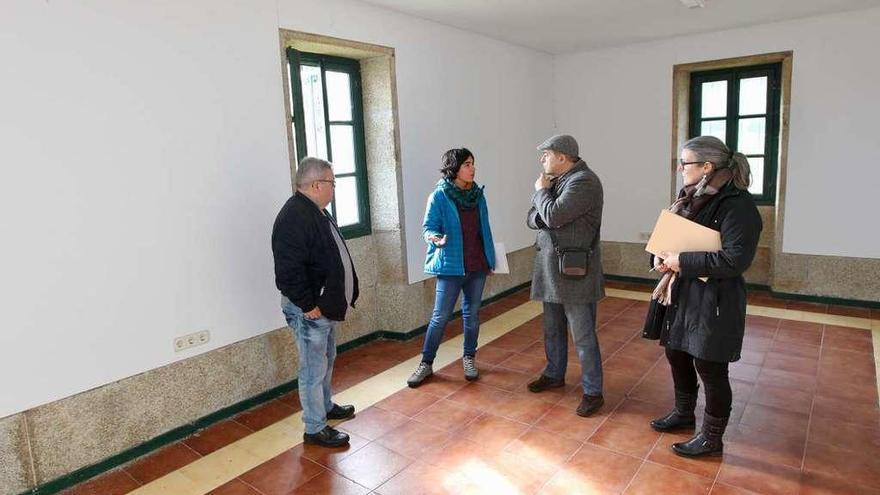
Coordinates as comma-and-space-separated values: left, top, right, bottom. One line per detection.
652, 168, 733, 305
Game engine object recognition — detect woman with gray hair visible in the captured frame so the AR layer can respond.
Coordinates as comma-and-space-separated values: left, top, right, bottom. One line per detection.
646, 135, 762, 457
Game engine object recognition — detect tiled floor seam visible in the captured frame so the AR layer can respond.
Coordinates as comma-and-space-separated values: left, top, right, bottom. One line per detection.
799, 330, 826, 472
874, 323, 880, 411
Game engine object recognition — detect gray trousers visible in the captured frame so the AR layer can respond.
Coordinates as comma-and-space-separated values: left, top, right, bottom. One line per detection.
542, 302, 604, 396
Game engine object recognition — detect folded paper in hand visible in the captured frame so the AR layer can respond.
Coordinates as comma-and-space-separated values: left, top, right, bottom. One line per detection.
645, 210, 721, 257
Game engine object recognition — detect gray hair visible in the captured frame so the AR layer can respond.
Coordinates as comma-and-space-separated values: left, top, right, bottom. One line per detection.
682, 135, 751, 190
294, 157, 333, 190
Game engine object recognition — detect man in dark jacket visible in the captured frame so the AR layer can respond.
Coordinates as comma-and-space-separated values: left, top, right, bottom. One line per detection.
526, 134, 606, 418
271, 157, 359, 448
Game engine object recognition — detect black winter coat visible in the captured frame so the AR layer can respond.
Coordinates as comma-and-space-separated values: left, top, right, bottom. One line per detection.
660, 183, 762, 363
271, 192, 359, 321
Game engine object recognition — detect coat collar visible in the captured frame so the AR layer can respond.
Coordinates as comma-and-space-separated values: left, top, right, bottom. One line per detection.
555, 160, 588, 181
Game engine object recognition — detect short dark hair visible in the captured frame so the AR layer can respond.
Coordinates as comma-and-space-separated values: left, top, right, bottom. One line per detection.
439, 148, 474, 180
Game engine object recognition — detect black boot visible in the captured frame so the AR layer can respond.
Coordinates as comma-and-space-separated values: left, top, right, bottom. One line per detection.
671, 412, 728, 458
650, 387, 698, 432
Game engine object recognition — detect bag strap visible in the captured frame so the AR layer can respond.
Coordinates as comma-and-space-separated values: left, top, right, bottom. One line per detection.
547, 219, 601, 254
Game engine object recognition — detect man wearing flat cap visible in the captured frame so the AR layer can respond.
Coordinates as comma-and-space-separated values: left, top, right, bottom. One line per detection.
526, 134, 606, 417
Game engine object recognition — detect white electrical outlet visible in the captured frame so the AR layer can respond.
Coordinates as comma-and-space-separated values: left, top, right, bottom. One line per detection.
174, 330, 211, 352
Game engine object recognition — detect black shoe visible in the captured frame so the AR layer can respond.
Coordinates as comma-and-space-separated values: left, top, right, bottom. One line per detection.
671, 413, 728, 458
650, 388, 698, 432
527, 375, 565, 393
576, 394, 604, 417
303, 426, 350, 448
326, 403, 355, 420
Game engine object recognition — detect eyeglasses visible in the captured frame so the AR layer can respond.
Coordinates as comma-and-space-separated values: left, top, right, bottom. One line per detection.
313, 179, 336, 187
678, 159, 704, 167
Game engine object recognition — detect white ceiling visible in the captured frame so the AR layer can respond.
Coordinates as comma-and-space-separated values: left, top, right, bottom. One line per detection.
357, 0, 880, 53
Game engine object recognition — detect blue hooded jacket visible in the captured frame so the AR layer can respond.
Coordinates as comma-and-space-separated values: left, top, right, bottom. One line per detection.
423, 179, 496, 276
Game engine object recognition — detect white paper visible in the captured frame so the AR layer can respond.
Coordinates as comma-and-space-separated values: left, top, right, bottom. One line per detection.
493, 242, 510, 274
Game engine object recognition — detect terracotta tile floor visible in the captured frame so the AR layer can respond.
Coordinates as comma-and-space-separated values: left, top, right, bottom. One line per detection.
61, 283, 880, 495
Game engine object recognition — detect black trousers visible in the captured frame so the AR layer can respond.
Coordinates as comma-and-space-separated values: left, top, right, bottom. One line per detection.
665, 348, 732, 418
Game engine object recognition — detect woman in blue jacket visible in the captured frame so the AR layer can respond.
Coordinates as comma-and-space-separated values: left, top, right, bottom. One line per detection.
407, 148, 496, 387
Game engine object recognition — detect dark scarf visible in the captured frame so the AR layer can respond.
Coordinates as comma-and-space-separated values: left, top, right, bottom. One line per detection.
441, 179, 483, 210
670, 167, 734, 220
652, 167, 733, 305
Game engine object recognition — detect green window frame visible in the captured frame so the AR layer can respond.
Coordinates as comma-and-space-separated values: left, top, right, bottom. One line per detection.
689, 63, 781, 205
287, 49, 372, 239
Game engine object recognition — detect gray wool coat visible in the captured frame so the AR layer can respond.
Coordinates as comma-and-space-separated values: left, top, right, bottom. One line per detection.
527, 160, 605, 305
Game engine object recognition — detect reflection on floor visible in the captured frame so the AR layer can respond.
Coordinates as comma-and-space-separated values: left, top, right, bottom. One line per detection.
62, 281, 880, 495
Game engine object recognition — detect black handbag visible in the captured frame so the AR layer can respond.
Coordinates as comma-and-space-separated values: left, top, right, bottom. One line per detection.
548, 224, 600, 280
642, 298, 667, 340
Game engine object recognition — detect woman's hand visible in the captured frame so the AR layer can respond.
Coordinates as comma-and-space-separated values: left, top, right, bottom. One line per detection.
657, 251, 681, 272
653, 255, 670, 273
427, 234, 447, 247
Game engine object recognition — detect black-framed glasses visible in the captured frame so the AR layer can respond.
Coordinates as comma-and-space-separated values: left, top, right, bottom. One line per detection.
678, 159, 704, 167
314, 179, 336, 187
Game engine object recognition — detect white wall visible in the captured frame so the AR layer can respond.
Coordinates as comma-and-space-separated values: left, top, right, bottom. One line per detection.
0, 0, 553, 417
0, 0, 290, 418
276, 0, 555, 284
554, 8, 880, 259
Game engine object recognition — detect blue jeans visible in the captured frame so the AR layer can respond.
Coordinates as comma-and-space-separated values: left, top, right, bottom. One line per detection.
542, 302, 603, 396
421, 271, 487, 363
281, 297, 337, 435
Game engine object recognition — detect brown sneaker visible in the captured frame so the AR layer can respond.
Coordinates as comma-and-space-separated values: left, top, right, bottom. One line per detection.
527, 375, 565, 393
576, 394, 604, 417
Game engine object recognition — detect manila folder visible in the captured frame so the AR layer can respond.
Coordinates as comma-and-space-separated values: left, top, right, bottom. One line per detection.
645, 209, 721, 256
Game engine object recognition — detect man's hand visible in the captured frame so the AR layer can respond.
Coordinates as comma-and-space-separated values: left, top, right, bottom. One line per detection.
427, 234, 447, 246
534, 173, 552, 191
304, 307, 323, 319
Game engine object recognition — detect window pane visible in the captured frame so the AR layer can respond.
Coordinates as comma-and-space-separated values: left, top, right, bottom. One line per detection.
747, 156, 765, 195
326, 71, 353, 122
739, 76, 767, 115
334, 177, 359, 227
701, 81, 727, 118
329, 125, 356, 174
738, 117, 766, 155
701, 120, 726, 141
300, 65, 328, 159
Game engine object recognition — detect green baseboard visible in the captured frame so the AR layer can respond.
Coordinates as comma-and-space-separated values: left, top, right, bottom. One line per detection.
603, 274, 877, 309
768, 290, 880, 309
22, 280, 531, 495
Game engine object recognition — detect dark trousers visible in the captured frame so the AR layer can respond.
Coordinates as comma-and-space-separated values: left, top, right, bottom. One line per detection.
665, 348, 732, 418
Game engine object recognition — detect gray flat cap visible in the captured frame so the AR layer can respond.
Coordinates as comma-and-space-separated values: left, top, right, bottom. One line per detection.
537, 134, 579, 159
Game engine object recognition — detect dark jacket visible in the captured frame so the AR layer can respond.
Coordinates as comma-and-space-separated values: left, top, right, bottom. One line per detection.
527, 160, 605, 304
660, 183, 762, 362
271, 191, 359, 321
